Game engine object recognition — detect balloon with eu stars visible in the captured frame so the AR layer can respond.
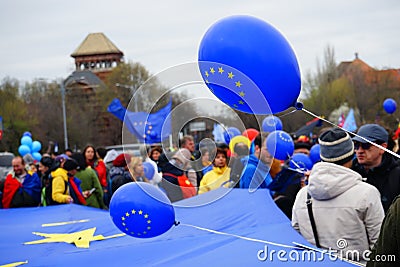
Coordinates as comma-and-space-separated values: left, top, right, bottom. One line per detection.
109, 182, 175, 238
262, 115, 283, 133
266, 130, 294, 160
198, 15, 301, 114
383, 98, 397, 114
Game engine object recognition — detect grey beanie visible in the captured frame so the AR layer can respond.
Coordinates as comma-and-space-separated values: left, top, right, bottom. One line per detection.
319, 128, 354, 165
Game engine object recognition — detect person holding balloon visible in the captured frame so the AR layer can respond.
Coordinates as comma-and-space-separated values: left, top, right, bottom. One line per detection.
0, 156, 41, 208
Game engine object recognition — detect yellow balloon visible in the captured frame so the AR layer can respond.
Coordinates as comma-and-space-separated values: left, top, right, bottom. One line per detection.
229, 135, 251, 153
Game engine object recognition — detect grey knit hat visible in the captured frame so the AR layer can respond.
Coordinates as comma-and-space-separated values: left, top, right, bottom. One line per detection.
319, 128, 354, 165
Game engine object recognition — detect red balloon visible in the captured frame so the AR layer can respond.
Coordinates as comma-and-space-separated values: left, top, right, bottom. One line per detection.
242, 128, 259, 141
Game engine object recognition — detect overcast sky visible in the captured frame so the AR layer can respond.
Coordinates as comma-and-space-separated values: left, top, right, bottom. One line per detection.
1, 0, 399, 84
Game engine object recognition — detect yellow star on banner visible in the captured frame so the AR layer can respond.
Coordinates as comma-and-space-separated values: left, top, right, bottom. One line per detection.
228, 72, 234, 79
138, 210, 143, 215
239, 91, 245, 97
0, 261, 28, 267
210, 67, 215, 74
235, 81, 242, 88
24, 227, 125, 249
218, 67, 224, 74
238, 100, 244, 105
204, 71, 209, 77
131, 209, 136, 214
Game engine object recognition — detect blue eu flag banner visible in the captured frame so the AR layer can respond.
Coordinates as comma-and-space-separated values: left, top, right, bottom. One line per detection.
342, 108, 357, 133
108, 98, 172, 144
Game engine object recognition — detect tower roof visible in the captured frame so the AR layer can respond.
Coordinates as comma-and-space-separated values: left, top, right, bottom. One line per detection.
71, 33, 123, 57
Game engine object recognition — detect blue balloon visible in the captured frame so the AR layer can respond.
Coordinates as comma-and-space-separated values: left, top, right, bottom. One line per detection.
21, 136, 33, 148
109, 182, 175, 238
289, 153, 313, 171
18, 145, 31, 156
143, 161, 155, 180
262, 116, 283, 133
309, 144, 321, 164
32, 152, 42, 161
383, 98, 397, 114
223, 127, 241, 144
22, 131, 32, 137
31, 141, 42, 153
266, 130, 294, 160
198, 15, 301, 114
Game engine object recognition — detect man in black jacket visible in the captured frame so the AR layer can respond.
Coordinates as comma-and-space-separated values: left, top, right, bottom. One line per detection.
352, 124, 400, 212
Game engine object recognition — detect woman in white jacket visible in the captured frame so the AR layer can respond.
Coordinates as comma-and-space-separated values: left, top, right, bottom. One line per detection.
292, 128, 384, 263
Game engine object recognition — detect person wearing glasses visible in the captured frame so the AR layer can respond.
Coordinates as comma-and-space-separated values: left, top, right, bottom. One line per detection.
352, 124, 400, 213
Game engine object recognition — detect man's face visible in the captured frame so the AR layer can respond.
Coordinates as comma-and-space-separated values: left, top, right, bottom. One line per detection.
259, 146, 273, 165
12, 158, 25, 176
354, 141, 386, 169
182, 140, 195, 153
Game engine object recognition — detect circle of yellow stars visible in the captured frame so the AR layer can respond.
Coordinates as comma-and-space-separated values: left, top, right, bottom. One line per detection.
203, 66, 247, 109
120, 209, 152, 237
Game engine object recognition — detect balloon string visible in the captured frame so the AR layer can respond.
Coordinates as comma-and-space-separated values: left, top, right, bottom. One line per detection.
301, 108, 400, 160
277, 108, 298, 118
179, 223, 299, 249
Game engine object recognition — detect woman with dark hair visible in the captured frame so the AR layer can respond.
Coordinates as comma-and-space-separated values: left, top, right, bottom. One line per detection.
70, 153, 105, 209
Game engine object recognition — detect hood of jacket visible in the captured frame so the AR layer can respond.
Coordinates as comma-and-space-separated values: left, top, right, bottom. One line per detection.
51, 167, 68, 181
308, 162, 362, 200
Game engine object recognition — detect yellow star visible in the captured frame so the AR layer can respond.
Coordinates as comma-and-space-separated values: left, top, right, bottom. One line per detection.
144, 214, 149, 218
131, 209, 136, 214
122, 222, 126, 226
235, 81, 242, 87
143, 231, 147, 234
239, 91, 245, 97
138, 210, 143, 215
233, 104, 238, 108
218, 67, 224, 74
24, 227, 125, 249
125, 212, 130, 217
239, 100, 244, 105
147, 130, 151, 134
204, 71, 209, 77
147, 226, 151, 230
121, 216, 125, 221
210, 67, 215, 74
205, 79, 209, 84
228, 72, 234, 79
148, 125, 153, 129
147, 220, 151, 224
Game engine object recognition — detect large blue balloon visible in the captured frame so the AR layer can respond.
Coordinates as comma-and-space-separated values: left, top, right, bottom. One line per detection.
262, 116, 283, 133
266, 130, 294, 160
383, 98, 397, 114
31, 141, 42, 153
289, 153, 313, 171
143, 161, 155, 180
309, 144, 321, 164
198, 15, 301, 114
21, 136, 33, 148
18, 145, 31, 156
109, 182, 175, 238
223, 127, 241, 144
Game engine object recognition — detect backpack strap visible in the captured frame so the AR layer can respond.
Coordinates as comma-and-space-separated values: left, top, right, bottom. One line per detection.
306, 192, 321, 248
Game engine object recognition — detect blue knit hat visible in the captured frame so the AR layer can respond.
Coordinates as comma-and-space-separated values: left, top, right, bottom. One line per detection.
319, 128, 354, 165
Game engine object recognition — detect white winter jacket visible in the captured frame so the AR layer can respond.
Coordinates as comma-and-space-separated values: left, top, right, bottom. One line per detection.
292, 162, 384, 262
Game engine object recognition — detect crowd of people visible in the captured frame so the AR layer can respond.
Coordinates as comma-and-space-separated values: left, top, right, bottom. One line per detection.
0, 123, 399, 264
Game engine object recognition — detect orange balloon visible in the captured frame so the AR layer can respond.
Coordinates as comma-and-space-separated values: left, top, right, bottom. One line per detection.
242, 128, 259, 141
